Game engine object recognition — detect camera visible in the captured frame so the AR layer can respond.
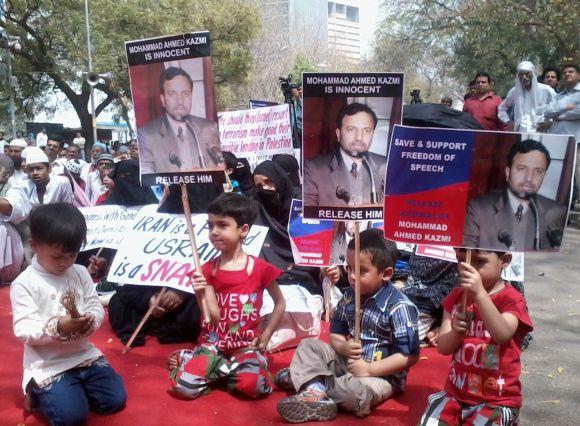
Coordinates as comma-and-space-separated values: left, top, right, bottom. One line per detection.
410, 89, 422, 104
279, 74, 300, 103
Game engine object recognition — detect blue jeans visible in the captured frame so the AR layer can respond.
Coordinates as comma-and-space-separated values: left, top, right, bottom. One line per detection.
30, 359, 126, 426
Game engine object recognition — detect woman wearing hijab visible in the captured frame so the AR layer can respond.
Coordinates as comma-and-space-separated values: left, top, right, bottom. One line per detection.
102, 159, 158, 206
97, 159, 201, 347
223, 152, 256, 197
253, 160, 321, 295
272, 153, 301, 189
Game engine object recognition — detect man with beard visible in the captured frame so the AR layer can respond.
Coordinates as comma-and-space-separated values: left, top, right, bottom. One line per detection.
303, 102, 385, 208
137, 66, 223, 174
498, 61, 556, 132
7, 138, 28, 185
463, 139, 567, 251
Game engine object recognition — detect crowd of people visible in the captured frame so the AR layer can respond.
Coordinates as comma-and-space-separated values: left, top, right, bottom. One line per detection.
0, 59, 578, 425
441, 61, 579, 143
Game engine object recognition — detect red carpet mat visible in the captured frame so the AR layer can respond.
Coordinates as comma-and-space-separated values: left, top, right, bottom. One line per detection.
0, 285, 450, 425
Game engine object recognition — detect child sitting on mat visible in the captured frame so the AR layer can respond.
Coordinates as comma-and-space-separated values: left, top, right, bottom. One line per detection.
10, 203, 126, 424
168, 192, 286, 399
418, 249, 532, 425
275, 228, 420, 422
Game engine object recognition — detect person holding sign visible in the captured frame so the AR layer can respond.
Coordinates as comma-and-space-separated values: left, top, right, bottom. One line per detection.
419, 249, 532, 426
169, 193, 286, 400
276, 229, 419, 422
303, 103, 386, 208
138, 66, 223, 174
463, 139, 567, 251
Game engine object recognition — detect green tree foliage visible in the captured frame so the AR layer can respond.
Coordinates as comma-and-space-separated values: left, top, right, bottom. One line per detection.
373, 0, 579, 98
1, 0, 259, 145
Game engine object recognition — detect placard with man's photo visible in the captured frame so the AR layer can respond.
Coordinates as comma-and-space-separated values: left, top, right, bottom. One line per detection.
384, 125, 576, 252
126, 32, 225, 187
301, 72, 404, 221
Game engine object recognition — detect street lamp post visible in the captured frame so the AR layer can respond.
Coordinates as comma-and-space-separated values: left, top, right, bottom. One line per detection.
84, 0, 98, 146
1, 30, 21, 139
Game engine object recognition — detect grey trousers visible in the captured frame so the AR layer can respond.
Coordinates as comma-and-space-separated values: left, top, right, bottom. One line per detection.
289, 338, 394, 417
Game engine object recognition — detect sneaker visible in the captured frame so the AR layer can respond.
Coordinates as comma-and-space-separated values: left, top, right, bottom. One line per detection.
96, 279, 119, 296
520, 333, 533, 351
277, 389, 337, 423
274, 367, 294, 391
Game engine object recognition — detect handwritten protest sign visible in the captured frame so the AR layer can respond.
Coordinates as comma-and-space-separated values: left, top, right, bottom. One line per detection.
218, 104, 294, 169
415, 245, 524, 281
384, 126, 575, 252
80, 205, 141, 251
126, 31, 226, 186
301, 72, 404, 221
287, 199, 334, 267
106, 205, 268, 292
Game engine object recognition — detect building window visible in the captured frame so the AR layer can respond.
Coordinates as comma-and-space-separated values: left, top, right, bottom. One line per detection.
346, 6, 359, 22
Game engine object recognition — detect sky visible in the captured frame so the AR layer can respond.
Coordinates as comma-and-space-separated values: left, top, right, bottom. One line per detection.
359, 0, 381, 57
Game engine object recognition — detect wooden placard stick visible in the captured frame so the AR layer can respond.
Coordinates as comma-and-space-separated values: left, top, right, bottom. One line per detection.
122, 287, 167, 354
180, 183, 210, 323
354, 221, 362, 342
461, 249, 472, 314
324, 276, 331, 323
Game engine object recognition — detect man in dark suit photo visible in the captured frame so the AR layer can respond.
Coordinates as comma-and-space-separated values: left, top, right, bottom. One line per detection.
137, 66, 223, 174
463, 139, 567, 251
303, 102, 386, 208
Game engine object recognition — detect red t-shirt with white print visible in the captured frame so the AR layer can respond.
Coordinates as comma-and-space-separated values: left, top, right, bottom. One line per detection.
199, 256, 281, 354
442, 284, 533, 408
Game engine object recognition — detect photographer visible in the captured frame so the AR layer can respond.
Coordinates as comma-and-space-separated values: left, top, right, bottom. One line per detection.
279, 75, 302, 148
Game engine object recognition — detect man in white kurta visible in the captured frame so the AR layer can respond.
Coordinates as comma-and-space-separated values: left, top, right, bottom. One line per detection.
498, 61, 556, 132
0, 150, 73, 266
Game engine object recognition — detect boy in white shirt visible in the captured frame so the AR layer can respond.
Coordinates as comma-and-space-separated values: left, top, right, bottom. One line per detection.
10, 203, 126, 424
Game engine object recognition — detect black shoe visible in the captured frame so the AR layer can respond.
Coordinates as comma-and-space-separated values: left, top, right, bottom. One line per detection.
521, 333, 533, 350
274, 367, 294, 391
277, 389, 337, 423
96, 279, 119, 295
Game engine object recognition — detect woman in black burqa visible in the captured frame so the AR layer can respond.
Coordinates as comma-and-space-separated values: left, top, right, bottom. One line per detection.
253, 160, 321, 295
102, 159, 158, 206
106, 160, 201, 347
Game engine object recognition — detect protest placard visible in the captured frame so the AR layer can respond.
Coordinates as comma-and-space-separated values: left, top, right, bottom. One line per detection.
414, 245, 524, 281
80, 205, 141, 251
385, 126, 576, 252
106, 205, 268, 293
301, 72, 404, 221
126, 32, 226, 186
218, 104, 294, 169
287, 199, 334, 267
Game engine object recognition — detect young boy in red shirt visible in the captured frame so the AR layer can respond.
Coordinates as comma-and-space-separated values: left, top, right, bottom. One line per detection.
419, 249, 532, 425
168, 193, 286, 399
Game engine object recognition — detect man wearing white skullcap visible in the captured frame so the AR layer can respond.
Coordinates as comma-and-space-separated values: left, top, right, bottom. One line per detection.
498, 60, 556, 132
0, 146, 73, 225
7, 139, 29, 186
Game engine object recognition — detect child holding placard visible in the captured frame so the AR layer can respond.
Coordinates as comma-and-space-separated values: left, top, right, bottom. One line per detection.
168, 192, 286, 399
10, 203, 126, 424
419, 249, 533, 425
276, 228, 420, 422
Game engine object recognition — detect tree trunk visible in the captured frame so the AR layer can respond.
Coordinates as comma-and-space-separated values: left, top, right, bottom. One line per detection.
79, 113, 94, 160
